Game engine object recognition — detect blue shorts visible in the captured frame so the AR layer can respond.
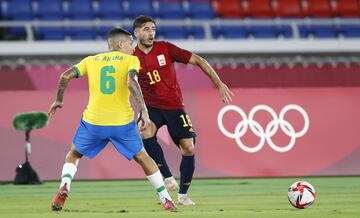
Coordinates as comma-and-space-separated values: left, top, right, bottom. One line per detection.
72, 119, 143, 160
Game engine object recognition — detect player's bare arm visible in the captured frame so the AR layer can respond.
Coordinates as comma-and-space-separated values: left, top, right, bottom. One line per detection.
188, 53, 234, 104
127, 70, 150, 130
48, 68, 78, 118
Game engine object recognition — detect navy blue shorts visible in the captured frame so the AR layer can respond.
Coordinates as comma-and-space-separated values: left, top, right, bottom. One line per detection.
72, 119, 143, 160
140, 106, 197, 145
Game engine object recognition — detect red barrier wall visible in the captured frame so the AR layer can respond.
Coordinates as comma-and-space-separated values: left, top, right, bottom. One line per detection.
1, 87, 360, 181
1, 64, 360, 181
215, 64, 360, 88
195, 88, 360, 177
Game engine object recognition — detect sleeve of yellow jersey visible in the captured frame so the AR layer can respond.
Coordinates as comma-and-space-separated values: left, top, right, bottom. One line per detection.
128, 56, 140, 74
72, 56, 89, 78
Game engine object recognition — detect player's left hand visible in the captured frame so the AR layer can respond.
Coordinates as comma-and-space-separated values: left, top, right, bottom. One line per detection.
218, 82, 234, 104
48, 101, 63, 119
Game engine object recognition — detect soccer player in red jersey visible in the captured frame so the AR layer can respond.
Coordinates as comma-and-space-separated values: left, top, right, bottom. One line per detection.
133, 16, 234, 205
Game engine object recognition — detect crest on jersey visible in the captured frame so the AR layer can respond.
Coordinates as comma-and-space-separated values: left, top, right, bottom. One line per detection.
157, 55, 166, 66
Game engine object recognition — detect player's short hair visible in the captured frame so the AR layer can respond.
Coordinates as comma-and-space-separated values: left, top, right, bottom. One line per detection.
108, 28, 132, 39
133, 15, 156, 30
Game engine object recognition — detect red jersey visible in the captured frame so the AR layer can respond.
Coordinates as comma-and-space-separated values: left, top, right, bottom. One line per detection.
134, 41, 192, 110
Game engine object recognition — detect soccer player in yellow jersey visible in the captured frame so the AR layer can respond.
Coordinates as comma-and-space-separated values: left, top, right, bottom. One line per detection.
47, 28, 176, 212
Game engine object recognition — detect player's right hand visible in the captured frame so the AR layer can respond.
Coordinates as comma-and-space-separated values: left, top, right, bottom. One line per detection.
139, 110, 150, 131
48, 101, 63, 119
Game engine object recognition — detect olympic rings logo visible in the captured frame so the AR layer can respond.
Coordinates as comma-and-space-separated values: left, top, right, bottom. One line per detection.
217, 104, 310, 153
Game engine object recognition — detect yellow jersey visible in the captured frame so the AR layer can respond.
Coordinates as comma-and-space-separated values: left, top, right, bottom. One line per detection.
73, 51, 140, 126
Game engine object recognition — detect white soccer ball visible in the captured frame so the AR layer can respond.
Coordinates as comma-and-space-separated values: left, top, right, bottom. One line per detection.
288, 181, 316, 209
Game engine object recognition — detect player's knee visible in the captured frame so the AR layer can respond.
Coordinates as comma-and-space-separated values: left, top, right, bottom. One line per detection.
133, 149, 148, 164
65, 147, 82, 164
180, 143, 195, 156
67, 146, 82, 159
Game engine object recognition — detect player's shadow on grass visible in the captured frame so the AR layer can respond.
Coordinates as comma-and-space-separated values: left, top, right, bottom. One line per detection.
63, 208, 179, 213
63, 209, 129, 213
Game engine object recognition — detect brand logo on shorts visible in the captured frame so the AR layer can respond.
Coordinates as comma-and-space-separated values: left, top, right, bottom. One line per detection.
157, 54, 166, 66
217, 104, 310, 153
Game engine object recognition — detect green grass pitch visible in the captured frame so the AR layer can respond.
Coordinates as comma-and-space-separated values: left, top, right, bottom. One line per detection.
0, 177, 359, 218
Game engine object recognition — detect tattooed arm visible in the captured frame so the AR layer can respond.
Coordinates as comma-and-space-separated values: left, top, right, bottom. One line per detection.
48, 68, 78, 119
127, 70, 150, 130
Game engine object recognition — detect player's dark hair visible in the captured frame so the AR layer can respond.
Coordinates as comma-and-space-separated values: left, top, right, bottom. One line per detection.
133, 15, 156, 30
108, 28, 132, 38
